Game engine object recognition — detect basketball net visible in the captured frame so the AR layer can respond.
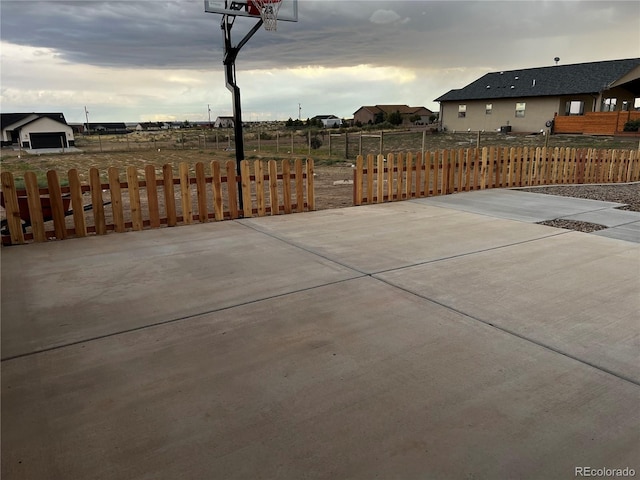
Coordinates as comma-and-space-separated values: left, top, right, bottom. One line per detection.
250, 0, 282, 31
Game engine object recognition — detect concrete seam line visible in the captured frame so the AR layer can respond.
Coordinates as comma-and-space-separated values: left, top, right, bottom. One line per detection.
371, 275, 640, 389
0, 275, 365, 363
235, 219, 370, 275
370, 231, 569, 276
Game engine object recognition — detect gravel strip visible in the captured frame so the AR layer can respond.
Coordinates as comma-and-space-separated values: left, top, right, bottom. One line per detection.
521, 183, 640, 232
521, 183, 640, 211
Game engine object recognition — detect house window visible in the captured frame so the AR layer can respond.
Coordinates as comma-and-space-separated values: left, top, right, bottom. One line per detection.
515, 102, 526, 118
621, 101, 629, 112
566, 100, 584, 116
458, 104, 466, 118
485, 104, 492, 115
602, 98, 617, 112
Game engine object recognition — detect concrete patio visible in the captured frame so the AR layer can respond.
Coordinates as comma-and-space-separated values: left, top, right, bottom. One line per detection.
2, 191, 639, 479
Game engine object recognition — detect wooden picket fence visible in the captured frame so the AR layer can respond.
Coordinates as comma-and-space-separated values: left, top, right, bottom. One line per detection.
1, 158, 314, 246
354, 147, 640, 205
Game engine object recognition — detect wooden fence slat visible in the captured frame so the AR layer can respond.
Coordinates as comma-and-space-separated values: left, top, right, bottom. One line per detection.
405, 152, 413, 199
127, 166, 143, 231
268, 159, 280, 214
464, 149, 472, 192
501, 147, 509, 188
396, 153, 404, 199
24, 171, 46, 242
295, 158, 304, 212
47, 170, 67, 240
226, 161, 239, 219
353, 155, 364, 205
376, 154, 385, 203
424, 152, 431, 197
282, 159, 292, 214
306, 159, 315, 211
108, 167, 125, 233
441, 150, 449, 195
68, 168, 87, 237
1, 172, 25, 244
414, 152, 423, 197
162, 163, 177, 227
432, 151, 440, 196
240, 160, 253, 217
195, 162, 208, 223
179, 162, 192, 224
145, 165, 161, 228
89, 167, 107, 235
387, 153, 395, 200
255, 160, 266, 216
455, 149, 463, 192
211, 161, 224, 221
366, 154, 374, 204
480, 147, 488, 190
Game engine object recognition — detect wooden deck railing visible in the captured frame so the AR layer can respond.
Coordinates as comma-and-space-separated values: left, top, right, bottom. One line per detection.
553, 111, 640, 135
1, 158, 314, 246
353, 147, 639, 205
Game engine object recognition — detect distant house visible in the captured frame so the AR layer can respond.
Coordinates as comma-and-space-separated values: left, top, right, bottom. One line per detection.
85, 122, 128, 134
435, 58, 640, 134
353, 105, 433, 126
1, 112, 75, 149
135, 122, 164, 131
312, 115, 341, 128
214, 116, 234, 128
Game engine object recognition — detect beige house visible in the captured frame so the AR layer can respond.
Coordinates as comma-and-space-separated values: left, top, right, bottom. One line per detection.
435, 58, 640, 134
353, 105, 433, 126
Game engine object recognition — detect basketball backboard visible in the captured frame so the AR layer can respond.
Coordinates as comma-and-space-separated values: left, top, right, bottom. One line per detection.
204, 0, 298, 22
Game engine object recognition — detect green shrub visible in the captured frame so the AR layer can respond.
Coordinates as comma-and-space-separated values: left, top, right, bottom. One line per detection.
623, 119, 640, 132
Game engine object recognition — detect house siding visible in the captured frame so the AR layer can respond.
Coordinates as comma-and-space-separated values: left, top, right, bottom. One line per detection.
442, 97, 561, 133
19, 117, 75, 148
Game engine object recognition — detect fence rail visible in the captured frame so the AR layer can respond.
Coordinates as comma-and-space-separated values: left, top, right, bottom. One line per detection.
353, 147, 640, 205
1, 158, 314, 246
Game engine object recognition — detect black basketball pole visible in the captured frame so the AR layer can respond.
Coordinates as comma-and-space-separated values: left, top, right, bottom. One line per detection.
222, 14, 263, 215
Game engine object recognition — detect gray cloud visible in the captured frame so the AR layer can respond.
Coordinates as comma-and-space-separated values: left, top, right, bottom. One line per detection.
1, 0, 639, 121
2, 1, 638, 72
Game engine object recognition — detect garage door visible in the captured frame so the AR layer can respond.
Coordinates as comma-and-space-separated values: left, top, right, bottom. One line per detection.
29, 132, 67, 149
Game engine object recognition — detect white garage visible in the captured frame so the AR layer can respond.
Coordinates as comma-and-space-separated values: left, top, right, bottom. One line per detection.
1, 113, 75, 150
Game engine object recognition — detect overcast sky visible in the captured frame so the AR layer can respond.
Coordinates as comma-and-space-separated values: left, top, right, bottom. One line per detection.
1, 0, 639, 123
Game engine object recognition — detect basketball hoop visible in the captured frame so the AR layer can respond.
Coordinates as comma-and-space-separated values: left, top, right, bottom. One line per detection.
249, 0, 282, 31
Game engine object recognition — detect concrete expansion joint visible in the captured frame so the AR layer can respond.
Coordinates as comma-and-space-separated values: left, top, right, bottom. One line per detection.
370, 274, 640, 389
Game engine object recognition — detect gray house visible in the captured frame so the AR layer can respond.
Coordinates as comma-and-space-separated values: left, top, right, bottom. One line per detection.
435, 58, 640, 134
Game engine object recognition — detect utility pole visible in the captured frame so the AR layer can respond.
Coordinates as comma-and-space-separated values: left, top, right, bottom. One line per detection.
208, 104, 212, 129
84, 106, 90, 135
298, 103, 302, 121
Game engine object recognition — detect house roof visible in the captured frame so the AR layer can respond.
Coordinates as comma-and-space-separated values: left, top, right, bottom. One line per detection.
86, 122, 127, 129
1, 112, 68, 130
434, 58, 640, 102
354, 105, 433, 116
312, 115, 339, 120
